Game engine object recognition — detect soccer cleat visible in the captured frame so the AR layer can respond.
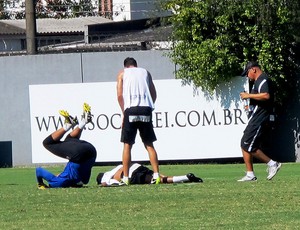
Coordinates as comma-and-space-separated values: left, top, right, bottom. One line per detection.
38, 183, 49, 190
59, 110, 78, 126
71, 181, 84, 188
151, 177, 161, 184
267, 162, 282, 180
187, 173, 203, 183
83, 102, 91, 113
82, 103, 93, 123
237, 175, 257, 182
120, 177, 130, 186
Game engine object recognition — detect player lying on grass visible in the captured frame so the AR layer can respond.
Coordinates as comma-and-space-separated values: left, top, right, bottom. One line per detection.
96, 163, 203, 186
35, 103, 96, 189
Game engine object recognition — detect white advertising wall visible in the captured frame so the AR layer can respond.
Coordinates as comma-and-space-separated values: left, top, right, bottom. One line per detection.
29, 78, 247, 163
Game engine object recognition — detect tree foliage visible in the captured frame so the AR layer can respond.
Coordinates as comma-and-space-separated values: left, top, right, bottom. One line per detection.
0, 0, 25, 19
36, 0, 96, 18
0, 0, 8, 19
162, 0, 300, 104
0, 0, 96, 19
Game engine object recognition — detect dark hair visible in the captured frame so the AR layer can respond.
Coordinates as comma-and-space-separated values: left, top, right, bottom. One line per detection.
124, 57, 137, 67
96, 173, 104, 185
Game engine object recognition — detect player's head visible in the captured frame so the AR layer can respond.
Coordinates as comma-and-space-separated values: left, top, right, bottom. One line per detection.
241, 61, 260, 77
96, 172, 104, 185
124, 57, 137, 68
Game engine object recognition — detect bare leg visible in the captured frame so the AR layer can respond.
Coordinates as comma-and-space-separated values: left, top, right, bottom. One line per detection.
241, 148, 254, 171
69, 127, 83, 139
161, 176, 173, 183
252, 149, 271, 163
122, 143, 132, 177
144, 142, 159, 173
51, 128, 67, 141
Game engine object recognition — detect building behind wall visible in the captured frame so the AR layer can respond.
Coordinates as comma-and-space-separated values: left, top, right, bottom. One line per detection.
99, 0, 113, 19
112, 0, 170, 21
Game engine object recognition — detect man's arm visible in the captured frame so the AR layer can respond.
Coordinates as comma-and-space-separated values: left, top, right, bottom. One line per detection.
148, 72, 157, 103
240, 92, 270, 101
116, 70, 124, 113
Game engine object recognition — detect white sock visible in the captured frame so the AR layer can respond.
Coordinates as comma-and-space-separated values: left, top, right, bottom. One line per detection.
78, 118, 86, 129
173, 175, 189, 183
122, 176, 129, 183
63, 123, 72, 131
267, 160, 276, 167
153, 172, 159, 179
246, 171, 255, 177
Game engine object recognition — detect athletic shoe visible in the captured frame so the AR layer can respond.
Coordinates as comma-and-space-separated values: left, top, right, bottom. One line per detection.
37, 183, 49, 190
120, 177, 130, 185
237, 175, 257, 182
82, 103, 93, 123
71, 181, 84, 188
151, 177, 161, 184
59, 110, 78, 126
267, 162, 282, 180
187, 173, 203, 183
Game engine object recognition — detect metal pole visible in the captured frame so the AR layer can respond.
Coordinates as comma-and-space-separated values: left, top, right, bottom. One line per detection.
25, 0, 37, 55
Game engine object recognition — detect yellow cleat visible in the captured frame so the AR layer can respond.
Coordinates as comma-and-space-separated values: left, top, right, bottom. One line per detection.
59, 110, 78, 125
83, 103, 91, 113
59, 110, 69, 118
82, 103, 93, 123
151, 177, 161, 184
38, 183, 49, 190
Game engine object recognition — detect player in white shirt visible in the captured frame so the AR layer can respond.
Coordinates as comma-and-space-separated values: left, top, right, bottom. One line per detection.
116, 57, 160, 185
96, 163, 203, 187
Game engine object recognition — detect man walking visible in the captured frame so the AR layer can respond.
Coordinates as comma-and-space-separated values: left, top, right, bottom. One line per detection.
238, 61, 281, 182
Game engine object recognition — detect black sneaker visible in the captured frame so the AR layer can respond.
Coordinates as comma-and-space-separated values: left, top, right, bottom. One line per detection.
187, 173, 203, 183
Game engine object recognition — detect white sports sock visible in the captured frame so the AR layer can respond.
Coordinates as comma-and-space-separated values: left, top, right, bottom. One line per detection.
122, 176, 129, 183
63, 123, 72, 131
173, 175, 189, 183
153, 172, 160, 179
78, 118, 86, 129
267, 160, 276, 167
246, 171, 255, 177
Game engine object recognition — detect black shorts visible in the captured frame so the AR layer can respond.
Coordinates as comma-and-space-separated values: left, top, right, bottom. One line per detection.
130, 165, 153, 184
43, 134, 97, 163
121, 106, 157, 145
241, 119, 269, 152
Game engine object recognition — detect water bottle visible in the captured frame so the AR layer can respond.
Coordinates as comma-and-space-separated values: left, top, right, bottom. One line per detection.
243, 79, 250, 117
243, 97, 250, 116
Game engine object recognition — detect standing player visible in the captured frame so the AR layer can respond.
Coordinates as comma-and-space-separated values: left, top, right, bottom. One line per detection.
36, 103, 97, 189
116, 57, 160, 185
238, 61, 281, 182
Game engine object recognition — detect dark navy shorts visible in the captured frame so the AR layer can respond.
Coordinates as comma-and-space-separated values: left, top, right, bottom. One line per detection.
43, 134, 97, 163
121, 106, 157, 145
241, 119, 269, 152
130, 165, 153, 184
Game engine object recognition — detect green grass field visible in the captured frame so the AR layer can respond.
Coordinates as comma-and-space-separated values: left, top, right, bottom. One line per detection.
0, 163, 299, 230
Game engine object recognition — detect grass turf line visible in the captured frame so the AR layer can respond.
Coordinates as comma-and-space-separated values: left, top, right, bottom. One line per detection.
0, 163, 299, 229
